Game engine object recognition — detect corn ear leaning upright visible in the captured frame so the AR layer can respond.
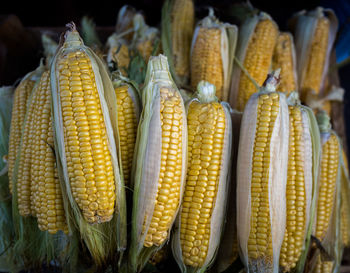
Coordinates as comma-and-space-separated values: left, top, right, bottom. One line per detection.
50, 23, 126, 264
229, 12, 278, 111
290, 7, 338, 101
190, 10, 237, 101
130, 54, 187, 272
340, 150, 350, 247
172, 81, 232, 273
237, 70, 289, 273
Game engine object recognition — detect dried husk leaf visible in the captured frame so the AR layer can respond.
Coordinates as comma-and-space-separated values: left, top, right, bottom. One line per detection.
289, 7, 338, 98
172, 81, 232, 273
190, 11, 238, 101
41, 34, 58, 68
236, 72, 289, 273
229, 12, 278, 110
129, 54, 187, 272
116, 5, 137, 42
50, 25, 127, 266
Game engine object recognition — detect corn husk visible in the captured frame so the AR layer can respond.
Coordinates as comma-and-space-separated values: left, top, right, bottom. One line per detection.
229, 12, 278, 110
289, 7, 338, 99
115, 5, 138, 42
286, 92, 322, 273
41, 34, 58, 68
129, 54, 187, 272
236, 71, 289, 273
161, 0, 194, 87
172, 81, 232, 273
190, 9, 238, 101
50, 23, 127, 266
210, 109, 241, 273
81, 16, 103, 51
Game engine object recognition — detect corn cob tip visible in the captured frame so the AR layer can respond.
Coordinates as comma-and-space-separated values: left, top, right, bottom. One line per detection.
63, 21, 84, 47
316, 110, 331, 132
261, 69, 280, 92
196, 81, 217, 103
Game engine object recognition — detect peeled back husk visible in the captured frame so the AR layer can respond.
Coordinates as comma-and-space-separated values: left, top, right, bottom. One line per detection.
50, 23, 127, 265
129, 54, 187, 272
236, 71, 289, 273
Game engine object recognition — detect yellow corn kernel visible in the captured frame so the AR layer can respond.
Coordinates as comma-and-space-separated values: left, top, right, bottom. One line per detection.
8, 79, 35, 194
171, 0, 194, 78
191, 28, 223, 99
180, 100, 225, 267
237, 19, 278, 111
143, 87, 184, 247
301, 17, 330, 99
248, 93, 280, 262
272, 33, 297, 94
57, 50, 116, 224
315, 134, 339, 240
279, 106, 306, 271
115, 85, 138, 185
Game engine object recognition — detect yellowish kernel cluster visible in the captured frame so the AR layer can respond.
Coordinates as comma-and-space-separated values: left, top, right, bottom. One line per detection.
313, 256, 333, 273
301, 17, 330, 99
237, 19, 278, 111
115, 85, 138, 185
248, 93, 280, 263
57, 50, 116, 224
272, 33, 297, 94
191, 28, 224, 99
180, 100, 225, 267
143, 87, 183, 247
171, 0, 194, 78
280, 106, 306, 272
8, 79, 35, 194
315, 134, 339, 240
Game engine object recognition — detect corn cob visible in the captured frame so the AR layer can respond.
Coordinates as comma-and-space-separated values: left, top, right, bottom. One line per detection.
112, 76, 141, 186
51, 23, 126, 264
279, 92, 320, 272
237, 70, 289, 273
28, 71, 68, 234
8, 67, 43, 194
291, 7, 338, 101
190, 11, 237, 101
230, 13, 278, 111
313, 256, 333, 273
171, 0, 194, 79
272, 32, 297, 94
341, 149, 350, 247
129, 55, 187, 272
172, 81, 232, 272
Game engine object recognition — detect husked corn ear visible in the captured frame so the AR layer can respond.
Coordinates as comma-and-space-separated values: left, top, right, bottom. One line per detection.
115, 85, 139, 185
171, 0, 194, 79
272, 33, 297, 94
279, 98, 314, 272
30, 71, 68, 234
341, 149, 350, 246
341, 191, 349, 246
301, 18, 329, 99
8, 77, 36, 194
315, 133, 339, 240
237, 71, 289, 273
130, 55, 187, 272
313, 256, 333, 273
191, 28, 223, 98
236, 17, 278, 111
173, 81, 231, 271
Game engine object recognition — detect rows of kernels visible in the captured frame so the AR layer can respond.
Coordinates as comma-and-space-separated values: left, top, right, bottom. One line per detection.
315, 134, 339, 240
171, 0, 194, 78
143, 87, 183, 247
301, 17, 330, 99
190, 28, 224, 99
180, 101, 225, 267
247, 93, 279, 262
17, 83, 40, 216
341, 196, 349, 246
115, 86, 137, 184
279, 106, 306, 271
313, 256, 333, 273
8, 79, 35, 193
272, 33, 296, 94
237, 20, 278, 111
58, 50, 115, 224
